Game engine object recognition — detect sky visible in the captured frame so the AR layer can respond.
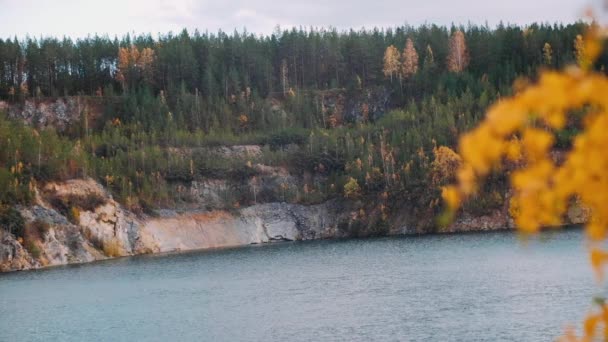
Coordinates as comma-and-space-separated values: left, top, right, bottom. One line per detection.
0, 0, 597, 39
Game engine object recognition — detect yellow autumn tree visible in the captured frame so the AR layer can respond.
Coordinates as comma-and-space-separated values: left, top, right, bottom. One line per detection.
543, 42, 553, 66
383, 45, 401, 82
139, 47, 156, 85
116, 45, 156, 91
423, 44, 435, 69
574, 34, 588, 68
442, 25, 608, 341
116, 47, 130, 86
401, 38, 419, 79
447, 30, 469, 73
116, 46, 135, 90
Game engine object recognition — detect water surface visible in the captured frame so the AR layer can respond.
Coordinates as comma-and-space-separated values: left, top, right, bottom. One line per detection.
0, 229, 596, 341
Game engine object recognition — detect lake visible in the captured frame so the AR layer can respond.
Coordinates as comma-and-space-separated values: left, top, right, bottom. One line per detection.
0, 229, 596, 341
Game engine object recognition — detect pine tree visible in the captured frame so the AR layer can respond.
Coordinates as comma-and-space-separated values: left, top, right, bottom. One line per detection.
281, 59, 289, 95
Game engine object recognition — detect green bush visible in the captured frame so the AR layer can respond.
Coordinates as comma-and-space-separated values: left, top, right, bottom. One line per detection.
0, 206, 25, 238
29, 219, 50, 238
46, 192, 106, 222
463, 190, 504, 216
266, 129, 307, 150
24, 241, 41, 259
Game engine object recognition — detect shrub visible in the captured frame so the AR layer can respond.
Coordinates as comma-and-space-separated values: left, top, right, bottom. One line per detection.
24, 241, 41, 259
288, 150, 345, 174
344, 177, 361, 199
0, 205, 25, 238
69, 207, 81, 224
28, 219, 50, 239
46, 192, 106, 221
430, 146, 461, 186
164, 164, 194, 182
83, 227, 104, 250
139, 198, 158, 217
78, 193, 106, 211
102, 238, 122, 257
463, 189, 504, 216
267, 129, 307, 150
227, 165, 257, 182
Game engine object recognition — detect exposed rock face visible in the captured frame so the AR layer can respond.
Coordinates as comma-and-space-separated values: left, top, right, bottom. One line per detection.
188, 180, 233, 209
186, 164, 301, 210
42, 179, 154, 256
209, 145, 262, 159
243, 201, 344, 241
19, 205, 98, 266
0, 230, 37, 272
139, 201, 345, 253
446, 210, 513, 233
167, 145, 263, 160
7, 97, 103, 131
0, 176, 589, 273
0, 179, 350, 272
343, 87, 391, 123
318, 87, 390, 124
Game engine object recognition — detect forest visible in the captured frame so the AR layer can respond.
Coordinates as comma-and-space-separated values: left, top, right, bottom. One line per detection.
0, 22, 602, 223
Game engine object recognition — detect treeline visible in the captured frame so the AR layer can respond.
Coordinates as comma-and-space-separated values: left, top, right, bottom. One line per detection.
0, 22, 593, 104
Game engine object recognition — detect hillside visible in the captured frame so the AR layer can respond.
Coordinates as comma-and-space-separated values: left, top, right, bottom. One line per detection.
0, 22, 603, 271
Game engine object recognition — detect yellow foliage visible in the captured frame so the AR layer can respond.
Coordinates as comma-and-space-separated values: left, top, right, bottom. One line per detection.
447, 30, 469, 73
70, 207, 80, 224
431, 146, 461, 186
383, 45, 401, 81
401, 38, 419, 78
344, 177, 361, 199
116, 45, 156, 87
444, 25, 608, 341
424, 45, 435, 66
441, 186, 460, 209
102, 238, 122, 258
543, 42, 553, 66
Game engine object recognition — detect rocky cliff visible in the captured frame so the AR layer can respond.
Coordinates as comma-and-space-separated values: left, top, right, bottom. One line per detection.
6, 97, 104, 131
0, 177, 589, 272
0, 179, 351, 272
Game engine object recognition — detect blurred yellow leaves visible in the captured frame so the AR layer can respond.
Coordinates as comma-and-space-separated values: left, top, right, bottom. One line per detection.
443, 25, 608, 341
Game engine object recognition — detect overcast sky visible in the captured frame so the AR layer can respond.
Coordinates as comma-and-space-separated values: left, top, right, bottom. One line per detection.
0, 0, 596, 39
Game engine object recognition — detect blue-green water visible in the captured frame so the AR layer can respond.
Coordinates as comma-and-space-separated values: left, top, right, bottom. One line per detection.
0, 229, 596, 341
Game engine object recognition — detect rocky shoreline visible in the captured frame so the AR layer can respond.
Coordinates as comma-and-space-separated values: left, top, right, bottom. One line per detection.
1, 176, 590, 273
